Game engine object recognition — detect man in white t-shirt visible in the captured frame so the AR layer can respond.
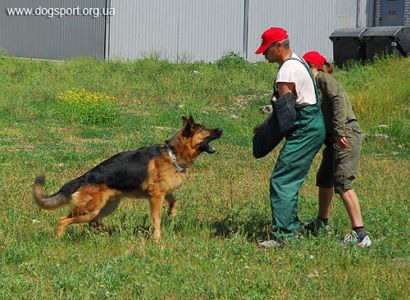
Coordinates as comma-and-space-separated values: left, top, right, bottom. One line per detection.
254, 27, 325, 248
275, 53, 316, 107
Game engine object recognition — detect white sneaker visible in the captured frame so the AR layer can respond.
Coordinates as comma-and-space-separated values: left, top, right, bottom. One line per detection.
342, 230, 372, 248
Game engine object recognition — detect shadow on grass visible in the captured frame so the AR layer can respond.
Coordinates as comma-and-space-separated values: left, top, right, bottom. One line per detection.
211, 212, 272, 242
42, 212, 272, 242
60, 222, 152, 241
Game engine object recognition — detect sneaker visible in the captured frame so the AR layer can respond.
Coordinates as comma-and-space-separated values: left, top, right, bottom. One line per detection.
303, 217, 330, 236
258, 239, 284, 249
341, 230, 372, 248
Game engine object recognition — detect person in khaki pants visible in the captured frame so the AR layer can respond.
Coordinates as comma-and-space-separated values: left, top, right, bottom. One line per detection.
302, 51, 371, 247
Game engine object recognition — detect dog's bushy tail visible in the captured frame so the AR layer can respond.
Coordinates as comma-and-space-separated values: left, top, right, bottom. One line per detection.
33, 175, 70, 210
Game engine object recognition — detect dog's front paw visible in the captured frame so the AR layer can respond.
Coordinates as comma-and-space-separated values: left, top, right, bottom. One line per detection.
153, 231, 161, 242
168, 210, 178, 221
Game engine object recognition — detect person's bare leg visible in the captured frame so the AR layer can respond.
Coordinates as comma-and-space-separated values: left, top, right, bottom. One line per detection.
318, 187, 333, 219
340, 189, 363, 228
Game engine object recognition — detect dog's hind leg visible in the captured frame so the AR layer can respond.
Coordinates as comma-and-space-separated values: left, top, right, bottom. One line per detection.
55, 210, 102, 237
166, 194, 179, 220
148, 191, 165, 241
89, 196, 122, 232
55, 185, 116, 237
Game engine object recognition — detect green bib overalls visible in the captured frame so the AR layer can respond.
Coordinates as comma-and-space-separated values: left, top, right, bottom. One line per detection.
270, 58, 325, 242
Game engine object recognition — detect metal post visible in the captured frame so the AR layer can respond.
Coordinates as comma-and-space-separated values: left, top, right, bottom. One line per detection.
243, 0, 249, 59
104, 0, 112, 61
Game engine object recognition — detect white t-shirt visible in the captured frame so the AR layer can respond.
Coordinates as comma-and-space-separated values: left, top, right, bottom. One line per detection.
275, 53, 317, 106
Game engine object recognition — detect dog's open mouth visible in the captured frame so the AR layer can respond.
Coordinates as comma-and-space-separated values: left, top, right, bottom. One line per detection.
199, 129, 223, 154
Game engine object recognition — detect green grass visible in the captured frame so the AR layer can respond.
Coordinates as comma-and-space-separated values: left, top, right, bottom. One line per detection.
0, 54, 409, 299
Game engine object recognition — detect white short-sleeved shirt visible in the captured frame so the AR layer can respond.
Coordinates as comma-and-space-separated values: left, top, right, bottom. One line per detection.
275, 53, 317, 106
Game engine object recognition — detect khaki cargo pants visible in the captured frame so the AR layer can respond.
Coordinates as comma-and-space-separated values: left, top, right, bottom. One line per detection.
316, 121, 362, 195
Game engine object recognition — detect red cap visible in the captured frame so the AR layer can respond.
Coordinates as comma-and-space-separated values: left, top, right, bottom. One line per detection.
255, 27, 288, 54
303, 51, 327, 69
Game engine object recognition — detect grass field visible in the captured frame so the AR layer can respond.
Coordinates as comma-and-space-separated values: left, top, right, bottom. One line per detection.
0, 54, 409, 299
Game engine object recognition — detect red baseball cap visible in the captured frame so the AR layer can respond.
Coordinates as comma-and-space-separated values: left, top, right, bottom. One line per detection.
255, 27, 288, 54
303, 51, 327, 69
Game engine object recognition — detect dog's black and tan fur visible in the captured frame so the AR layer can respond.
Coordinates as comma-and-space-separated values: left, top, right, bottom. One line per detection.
33, 116, 222, 240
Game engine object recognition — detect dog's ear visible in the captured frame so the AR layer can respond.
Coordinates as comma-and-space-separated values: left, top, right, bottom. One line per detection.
182, 115, 195, 125
181, 116, 193, 137
182, 116, 189, 126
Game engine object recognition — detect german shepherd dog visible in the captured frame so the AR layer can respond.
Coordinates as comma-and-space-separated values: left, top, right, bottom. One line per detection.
33, 116, 222, 240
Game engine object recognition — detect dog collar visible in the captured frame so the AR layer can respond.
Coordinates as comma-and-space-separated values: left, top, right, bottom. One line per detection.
167, 147, 185, 173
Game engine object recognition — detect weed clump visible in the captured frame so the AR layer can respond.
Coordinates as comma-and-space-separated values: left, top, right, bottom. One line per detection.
216, 52, 248, 68
56, 88, 119, 125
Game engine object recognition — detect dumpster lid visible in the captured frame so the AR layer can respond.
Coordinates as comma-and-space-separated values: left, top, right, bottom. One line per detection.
329, 28, 368, 40
362, 26, 405, 38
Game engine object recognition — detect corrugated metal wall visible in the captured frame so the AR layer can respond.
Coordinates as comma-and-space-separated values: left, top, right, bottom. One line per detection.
0, 0, 106, 60
108, 0, 244, 62
247, 0, 357, 62
357, 0, 374, 28
109, 0, 359, 62
0, 0, 362, 61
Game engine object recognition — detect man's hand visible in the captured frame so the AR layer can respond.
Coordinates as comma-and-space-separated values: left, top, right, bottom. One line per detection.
335, 135, 349, 149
